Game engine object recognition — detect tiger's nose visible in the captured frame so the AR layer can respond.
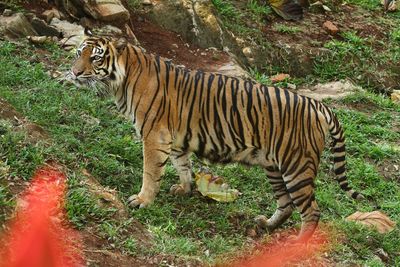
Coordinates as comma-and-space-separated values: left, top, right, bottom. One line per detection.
72, 68, 83, 77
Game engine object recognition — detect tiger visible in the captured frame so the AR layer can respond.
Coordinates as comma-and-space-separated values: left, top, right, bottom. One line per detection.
67, 34, 363, 241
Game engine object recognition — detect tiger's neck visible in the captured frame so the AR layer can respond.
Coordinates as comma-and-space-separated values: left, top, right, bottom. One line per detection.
109, 45, 177, 136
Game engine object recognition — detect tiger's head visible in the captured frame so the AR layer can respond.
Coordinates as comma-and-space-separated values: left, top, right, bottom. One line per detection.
67, 35, 127, 88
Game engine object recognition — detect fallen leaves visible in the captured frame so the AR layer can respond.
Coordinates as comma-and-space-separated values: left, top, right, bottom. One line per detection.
270, 73, 290, 83
346, 211, 396, 234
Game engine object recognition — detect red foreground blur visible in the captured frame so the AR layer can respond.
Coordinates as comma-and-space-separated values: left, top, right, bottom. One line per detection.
0, 166, 83, 267
232, 229, 330, 267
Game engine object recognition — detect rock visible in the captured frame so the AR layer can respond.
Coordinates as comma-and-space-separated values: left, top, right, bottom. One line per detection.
147, 1, 225, 49
42, 8, 62, 23
323, 20, 339, 35
271, 73, 290, 83
391, 90, 400, 103
242, 47, 253, 58
83, 0, 130, 22
97, 24, 123, 35
3, 9, 12, 16
0, 13, 38, 38
142, 0, 153, 6
287, 83, 297, 90
50, 18, 84, 49
216, 60, 249, 78
297, 80, 361, 101
30, 17, 61, 37
50, 18, 83, 37
27, 35, 56, 45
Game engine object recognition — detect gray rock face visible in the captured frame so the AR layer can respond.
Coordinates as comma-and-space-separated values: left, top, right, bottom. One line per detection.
0, 13, 37, 38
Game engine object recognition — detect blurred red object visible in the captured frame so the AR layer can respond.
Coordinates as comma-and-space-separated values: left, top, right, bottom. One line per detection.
231, 229, 329, 267
0, 166, 83, 267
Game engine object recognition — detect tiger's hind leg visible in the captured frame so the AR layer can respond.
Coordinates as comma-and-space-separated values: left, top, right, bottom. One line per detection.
283, 166, 320, 242
169, 149, 192, 195
255, 167, 294, 232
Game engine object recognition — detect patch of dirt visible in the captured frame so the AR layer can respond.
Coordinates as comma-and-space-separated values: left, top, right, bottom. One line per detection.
81, 228, 156, 267
329, 99, 380, 115
373, 159, 400, 183
0, 98, 49, 144
132, 16, 231, 71
0, 98, 155, 267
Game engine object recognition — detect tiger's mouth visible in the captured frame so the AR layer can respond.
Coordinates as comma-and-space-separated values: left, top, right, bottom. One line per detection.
64, 71, 97, 87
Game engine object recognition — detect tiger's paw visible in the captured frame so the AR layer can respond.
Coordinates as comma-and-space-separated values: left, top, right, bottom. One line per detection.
127, 194, 153, 208
169, 184, 191, 196
254, 215, 275, 232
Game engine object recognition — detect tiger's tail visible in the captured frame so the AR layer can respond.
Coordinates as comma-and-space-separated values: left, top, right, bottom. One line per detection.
324, 106, 364, 200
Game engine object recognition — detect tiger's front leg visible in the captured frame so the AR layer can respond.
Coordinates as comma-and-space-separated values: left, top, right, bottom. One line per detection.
128, 133, 171, 208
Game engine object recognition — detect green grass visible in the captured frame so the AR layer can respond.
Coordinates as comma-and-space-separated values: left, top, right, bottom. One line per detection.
0, 38, 399, 265
211, 0, 271, 46
273, 24, 301, 34
312, 29, 400, 90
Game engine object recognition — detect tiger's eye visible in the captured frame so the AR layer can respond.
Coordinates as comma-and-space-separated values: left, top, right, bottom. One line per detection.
94, 55, 102, 61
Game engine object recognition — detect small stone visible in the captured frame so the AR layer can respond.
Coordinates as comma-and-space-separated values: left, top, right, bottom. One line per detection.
242, 47, 253, 57
172, 43, 179, 49
287, 83, 297, 90
42, 8, 62, 23
3, 9, 12, 16
270, 73, 290, 83
142, 0, 153, 5
323, 20, 339, 35
27, 35, 50, 44
390, 90, 400, 103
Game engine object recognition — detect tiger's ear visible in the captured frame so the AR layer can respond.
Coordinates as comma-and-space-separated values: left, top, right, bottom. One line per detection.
114, 38, 127, 54
84, 28, 93, 37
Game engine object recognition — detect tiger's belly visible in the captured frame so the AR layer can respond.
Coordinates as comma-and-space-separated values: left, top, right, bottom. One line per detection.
174, 135, 276, 168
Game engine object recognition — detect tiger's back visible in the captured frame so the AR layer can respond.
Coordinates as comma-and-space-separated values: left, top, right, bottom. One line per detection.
69, 36, 363, 241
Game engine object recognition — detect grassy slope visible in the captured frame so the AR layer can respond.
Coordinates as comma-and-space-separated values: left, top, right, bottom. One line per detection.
0, 39, 399, 265
211, 0, 400, 91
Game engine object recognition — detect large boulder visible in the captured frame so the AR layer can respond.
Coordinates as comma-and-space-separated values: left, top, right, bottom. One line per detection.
84, 0, 130, 22
146, 0, 224, 49
0, 13, 37, 38
55, 0, 129, 22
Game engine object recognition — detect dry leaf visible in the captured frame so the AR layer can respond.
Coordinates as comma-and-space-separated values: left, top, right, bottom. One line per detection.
270, 73, 290, 83
346, 211, 396, 234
